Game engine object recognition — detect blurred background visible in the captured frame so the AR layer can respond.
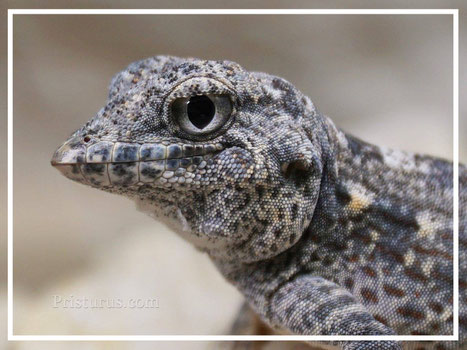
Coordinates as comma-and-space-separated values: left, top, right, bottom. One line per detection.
1, 1, 466, 350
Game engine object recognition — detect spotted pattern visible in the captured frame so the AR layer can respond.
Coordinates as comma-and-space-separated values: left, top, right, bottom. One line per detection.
51, 56, 466, 350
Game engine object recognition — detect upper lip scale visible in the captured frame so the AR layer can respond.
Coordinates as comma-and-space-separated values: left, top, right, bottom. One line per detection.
51, 140, 224, 166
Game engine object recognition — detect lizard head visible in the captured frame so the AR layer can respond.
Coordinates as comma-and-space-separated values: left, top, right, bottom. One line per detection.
51, 56, 328, 262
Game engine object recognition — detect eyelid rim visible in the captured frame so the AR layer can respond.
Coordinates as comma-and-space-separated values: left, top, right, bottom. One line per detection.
163, 76, 238, 141
164, 74, 238, 100
164, 76, 238, 107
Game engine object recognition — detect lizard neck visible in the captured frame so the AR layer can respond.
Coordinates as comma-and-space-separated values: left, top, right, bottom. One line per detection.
214, 115, 455, 319
306, 115, 454, 253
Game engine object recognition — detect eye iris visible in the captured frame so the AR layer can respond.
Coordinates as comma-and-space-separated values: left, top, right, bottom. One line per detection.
187, 95, 215, 130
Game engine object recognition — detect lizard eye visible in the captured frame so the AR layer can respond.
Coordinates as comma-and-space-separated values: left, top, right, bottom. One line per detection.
171, 94, 232, 136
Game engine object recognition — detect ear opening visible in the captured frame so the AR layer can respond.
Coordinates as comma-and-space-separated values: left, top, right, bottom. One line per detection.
281, 159, 309, 187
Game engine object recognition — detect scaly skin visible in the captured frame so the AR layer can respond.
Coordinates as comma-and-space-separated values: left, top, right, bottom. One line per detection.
51, 56, 466, 349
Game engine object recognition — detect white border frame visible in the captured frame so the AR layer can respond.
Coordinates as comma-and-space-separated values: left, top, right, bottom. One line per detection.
7, 8, 459, 342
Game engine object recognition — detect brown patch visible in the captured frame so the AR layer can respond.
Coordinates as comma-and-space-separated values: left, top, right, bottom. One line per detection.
376, 244, 405, 263
404, 267, 428, 283
396, 306, 424, 320
382, 267, 392, 276
387, 250, 405, 264
361, 287, 378, 303
432, 269, 452, 284
348, 254, 359, 263
441, 232, 452, 240
429, 302, 443, 314
351, 229, 372, 244
255, 319, 274, 336
374, 314, 389, 326
383, 284, 405, 298
362, 266, 377, 278
311, 234, 321, 243
413, 244, 452, 261
431, 322, 440, 332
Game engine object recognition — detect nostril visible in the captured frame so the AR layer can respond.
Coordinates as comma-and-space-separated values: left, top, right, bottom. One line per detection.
83, 136, 91, 143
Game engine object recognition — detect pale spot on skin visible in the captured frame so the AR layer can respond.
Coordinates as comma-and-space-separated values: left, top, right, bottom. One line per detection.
426, 315, 434, 323
381, 147, 416, 172
441, 306, 453, 322
121, 71, 133, 82
416, 211, 440, 240
422, 259, 434, 277
344, 182, 375, 213
348, 192, 372, 212
404, 249, 416, 267
132, 93, 144, 103
370, 231, 379, 241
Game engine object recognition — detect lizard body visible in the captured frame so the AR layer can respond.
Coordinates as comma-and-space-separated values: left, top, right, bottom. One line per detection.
51, 56, 466, 349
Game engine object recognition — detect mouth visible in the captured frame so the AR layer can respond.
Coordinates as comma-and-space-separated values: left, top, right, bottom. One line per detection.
51, 137, 223, 187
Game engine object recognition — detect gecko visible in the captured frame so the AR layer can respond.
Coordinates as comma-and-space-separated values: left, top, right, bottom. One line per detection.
51, 56, 466, 349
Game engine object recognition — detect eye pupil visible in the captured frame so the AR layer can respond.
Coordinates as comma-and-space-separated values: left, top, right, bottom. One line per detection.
187, 95, 215, 130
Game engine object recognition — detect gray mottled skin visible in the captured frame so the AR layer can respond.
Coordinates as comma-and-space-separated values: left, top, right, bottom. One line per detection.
51, 56, 466, 349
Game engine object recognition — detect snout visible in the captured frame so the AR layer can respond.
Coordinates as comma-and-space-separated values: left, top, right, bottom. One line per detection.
51, 136, 90, 184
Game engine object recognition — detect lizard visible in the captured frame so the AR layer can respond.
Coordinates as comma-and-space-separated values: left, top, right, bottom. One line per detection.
50, 55, 466, 350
